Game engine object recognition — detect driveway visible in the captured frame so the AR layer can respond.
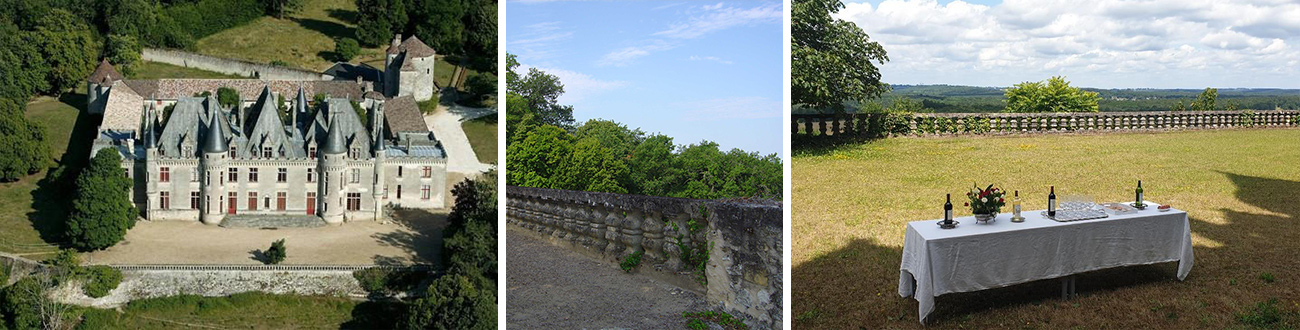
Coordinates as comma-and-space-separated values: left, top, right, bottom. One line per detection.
425, 103, 494, 175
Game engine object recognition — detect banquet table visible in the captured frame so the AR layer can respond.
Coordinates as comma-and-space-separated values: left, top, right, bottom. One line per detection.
897, 202, 1194, 323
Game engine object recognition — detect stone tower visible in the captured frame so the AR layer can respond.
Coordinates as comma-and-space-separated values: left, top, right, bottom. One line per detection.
200, 101, 228, 225
320, 112, 348, 224
144, 103, 159, 221
86, 59, 123, 114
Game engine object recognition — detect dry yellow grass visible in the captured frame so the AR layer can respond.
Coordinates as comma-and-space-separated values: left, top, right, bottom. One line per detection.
793, 128, 1300, 329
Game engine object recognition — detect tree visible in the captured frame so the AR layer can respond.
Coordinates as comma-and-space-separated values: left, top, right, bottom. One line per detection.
460, 0, 496, 71
1171, 101, 1186, 112
1190, 88, 1217, 111
1003, 76, 1099, 113
505, 125, 572, 189
556, 138, 630, 194
66, 148, 137, 251
412, 0, 465, 55
335, 37, 360, 62
0, 98, 52, 181
465, 72, 496, 101
33, 9, 100, 96
265, 239, 286, 264
628, 134, 679, 196
105, 34, 142, 77
0, 23, 51, 102
354, 0, 395, 47
506, 56, 575, 129
792, 0, 889, 111
402, 273, 495, 330
262, 0, 305, 18
1, 275, 69, 330
217, 87, 240, 109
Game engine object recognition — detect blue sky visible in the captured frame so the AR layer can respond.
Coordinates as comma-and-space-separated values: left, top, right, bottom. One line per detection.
506, 0, 783, 157
837, 0, 1300, 89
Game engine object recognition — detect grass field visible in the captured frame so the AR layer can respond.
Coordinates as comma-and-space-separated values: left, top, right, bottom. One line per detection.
0, 93, 91, 257
462, 116, 498, 164
792, 129, 1300, 329
128, 61, 247, 80
73, 292, 398, 330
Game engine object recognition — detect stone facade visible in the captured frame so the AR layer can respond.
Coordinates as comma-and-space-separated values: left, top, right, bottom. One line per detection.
505, 186, 785, 330
384, 34, 438, 101
86, 62, 448, 226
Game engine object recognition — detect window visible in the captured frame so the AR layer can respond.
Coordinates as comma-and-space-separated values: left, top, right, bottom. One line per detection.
309, 147, 316, 159
277, 168, 287, 182
383, 187, 388, 199
124, 168, 130, 178
397, 166, 403, 177
264, 196, 271, 209
263, 147, 273, 158
248, 192, 258, 211
276, 192, 286, 211
307, 168, 315, 183
190, 191, 200, 209
160, 191, 170, 209
350, 169, 360, 183
228, 192, 237, 214
229, 146, 237, 158
159, 167, 170, 182
349, 148, 359, 158
421, 166, 431, 178
396, 185, 402, 199
347, 193, 361, 211
249, 168, 258, 182
421, 185, 430, 200
228, 168, 238, 182
183, 146, 192, 155
191, 168, 199, 182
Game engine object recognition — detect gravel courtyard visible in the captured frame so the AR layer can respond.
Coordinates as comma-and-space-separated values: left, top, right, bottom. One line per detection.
84, 208, 448, 266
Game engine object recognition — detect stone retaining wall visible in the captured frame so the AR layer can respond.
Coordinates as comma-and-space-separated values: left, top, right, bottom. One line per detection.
506, 186, 784, 330
793, 110, 1300, 138
54, 269, 366, 308
142, 48, 325, 80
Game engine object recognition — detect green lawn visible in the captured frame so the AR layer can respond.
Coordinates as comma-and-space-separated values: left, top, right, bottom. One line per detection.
0, 94, 88, 257
74, 292, 400, 330
793, 129, 1300, 329
195, 0, 360, 71
128, 61, 247, 80
462, 116, 498, 164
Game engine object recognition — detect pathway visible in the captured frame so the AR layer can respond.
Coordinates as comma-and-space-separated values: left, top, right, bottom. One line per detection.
506, 226, 705, 329
425, 103, 494, 175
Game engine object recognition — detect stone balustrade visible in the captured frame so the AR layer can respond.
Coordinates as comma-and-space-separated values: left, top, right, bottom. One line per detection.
792, 110, 1300, 138
506, 186, 784, 330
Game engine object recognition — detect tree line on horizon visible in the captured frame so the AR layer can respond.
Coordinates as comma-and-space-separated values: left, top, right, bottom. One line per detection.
504, 54, 783, 201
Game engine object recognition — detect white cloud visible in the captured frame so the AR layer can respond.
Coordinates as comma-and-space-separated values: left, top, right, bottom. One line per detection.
679, 96, 782, 121
688, 55, 734, 65
596, 41, 675, 67
654, 2, 782, 39
834, 0, 1300, 87
518, 65, 630, 104
508, 22, 573, 60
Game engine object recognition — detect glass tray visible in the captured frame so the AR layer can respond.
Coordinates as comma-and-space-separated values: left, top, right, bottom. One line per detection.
1042, 209, 1109, 222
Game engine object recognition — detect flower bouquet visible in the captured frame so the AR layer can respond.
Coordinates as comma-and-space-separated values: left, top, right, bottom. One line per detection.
965, 183, 1006, 223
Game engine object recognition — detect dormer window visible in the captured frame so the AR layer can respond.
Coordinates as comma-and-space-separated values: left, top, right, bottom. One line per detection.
262, 147, 273, 158
349, 148, 359, 158
183, 146, 192, 156
229, 145, 237, 158
309, 146, 316, 159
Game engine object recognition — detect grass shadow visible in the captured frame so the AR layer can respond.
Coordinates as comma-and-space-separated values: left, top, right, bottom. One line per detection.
325, 8, 358, 25
340, 301, 405, 330
25, 102, 100, 248
293, 17, 355, 40
791, 134, 881, 157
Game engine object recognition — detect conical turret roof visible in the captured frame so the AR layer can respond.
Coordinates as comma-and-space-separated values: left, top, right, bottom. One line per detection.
321, 113, 348, 155
202, 112, 228, 153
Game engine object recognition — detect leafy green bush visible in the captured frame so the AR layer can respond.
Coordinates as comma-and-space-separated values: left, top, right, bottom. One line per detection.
155, 0, 262, 47
0, 263, 10, 288
81, 266, 122, 298
217, 87, 240, 109
334, 38, 360, 62
76, 308, 122, 329
683, 310, 749, 330
265, 239, 286, 264
619, 251, 643, 273
354, 268, 389, 293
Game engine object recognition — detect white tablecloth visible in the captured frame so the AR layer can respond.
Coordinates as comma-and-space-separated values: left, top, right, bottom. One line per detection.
897, 202, 1194, 323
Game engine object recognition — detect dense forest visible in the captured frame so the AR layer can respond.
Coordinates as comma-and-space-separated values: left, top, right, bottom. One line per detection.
793, 84, 1300, 114
506, 54, 782, 201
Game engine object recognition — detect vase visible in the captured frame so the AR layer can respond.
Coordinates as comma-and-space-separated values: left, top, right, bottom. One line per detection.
974, 213, 996, 224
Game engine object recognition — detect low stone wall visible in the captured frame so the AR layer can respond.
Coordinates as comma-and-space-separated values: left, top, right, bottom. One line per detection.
793, 110, 1300, 138
54, 269, 366, 308
506, 186, 784, 330
142, 48, 325, 80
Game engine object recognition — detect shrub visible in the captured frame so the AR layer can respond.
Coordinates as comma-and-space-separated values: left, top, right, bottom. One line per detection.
81, 266, 122, 298
619, 251, 643, 273
1260, 272, 1276, 283
353, 268, 390, 293
216, 87, 239, 109
265, 239, 286, 264
66, 149, 137, 251
0, 263, 8, 288
1237, 298, 1285, 328
334, 38, 360, 62
75, 308, 121, 329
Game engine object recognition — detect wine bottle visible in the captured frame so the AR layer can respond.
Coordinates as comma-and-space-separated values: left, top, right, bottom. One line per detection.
1013, 190, 1022, 217
944, 194, 953, 223
1136, 180, 1143, 206
1048, 186, 1057, 217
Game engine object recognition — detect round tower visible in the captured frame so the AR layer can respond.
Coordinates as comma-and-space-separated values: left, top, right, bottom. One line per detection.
320, 112, 348, 224
144, 103, 159, 220
371, 102, 386, 221
200, 108, 228, 225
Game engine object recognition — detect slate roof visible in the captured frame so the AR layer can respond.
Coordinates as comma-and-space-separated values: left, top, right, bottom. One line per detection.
241, 87, 304, 158
304, 98, 372, 158
400, 36, 436, 58
382, 95, 428, 136
323, 62, 382, 81
158, 96, 229, 158
202, 110, 228, 153
87, 59, 124, 83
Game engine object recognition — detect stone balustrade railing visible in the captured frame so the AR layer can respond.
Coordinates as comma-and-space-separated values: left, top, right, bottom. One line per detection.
792, 110, 1300, 138
506, 186, 783, 330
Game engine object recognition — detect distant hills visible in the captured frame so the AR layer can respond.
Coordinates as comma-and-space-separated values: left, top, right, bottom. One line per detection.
793, 84, 1300, 114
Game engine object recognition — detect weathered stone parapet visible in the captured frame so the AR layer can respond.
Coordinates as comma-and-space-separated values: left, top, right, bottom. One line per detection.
505, 186, 784, 329
792, 110, 1300, 138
